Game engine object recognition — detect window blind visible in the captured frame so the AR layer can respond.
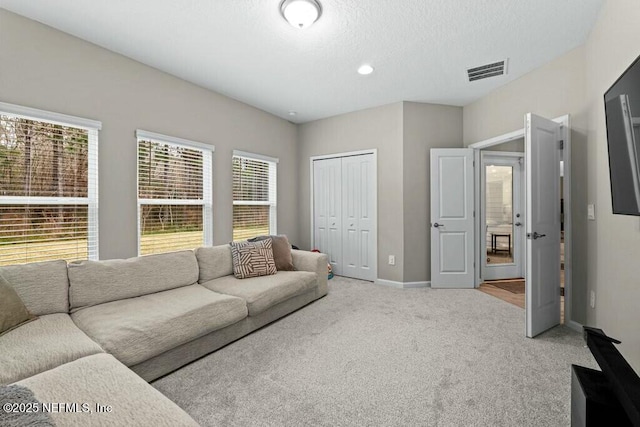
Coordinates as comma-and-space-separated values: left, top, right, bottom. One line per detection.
137, 131, 212, 255
0, 108, 99, 266
232, 152, 277, 241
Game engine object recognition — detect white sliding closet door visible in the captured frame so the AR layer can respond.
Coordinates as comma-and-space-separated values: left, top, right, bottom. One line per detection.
313, 158, 343, 275
342, 155, 376, 281
313, 153, 376, 281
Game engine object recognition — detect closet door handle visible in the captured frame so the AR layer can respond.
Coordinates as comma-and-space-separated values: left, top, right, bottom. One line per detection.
433, 222, 442, 228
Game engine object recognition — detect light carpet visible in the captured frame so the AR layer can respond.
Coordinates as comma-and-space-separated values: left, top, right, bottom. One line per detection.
153, 276, 596, 426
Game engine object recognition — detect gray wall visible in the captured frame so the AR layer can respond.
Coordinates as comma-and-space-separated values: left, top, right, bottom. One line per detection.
297, 103, 405, 282
583, 0, 640, 371
464, 0, 640, 371
297, 101, 462, 284
402, 102, 463, 282
0, 9, 298, 260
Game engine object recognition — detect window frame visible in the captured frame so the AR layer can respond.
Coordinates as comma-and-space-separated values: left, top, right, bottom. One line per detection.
0, 101, 101, 263
232, 150, 278, 241
136, 130, 213, 255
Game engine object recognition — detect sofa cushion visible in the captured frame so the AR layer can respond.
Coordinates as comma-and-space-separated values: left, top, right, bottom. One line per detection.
195, 244, 233, 282
0, 260, 69, 315
201, 271, 317, 316
248, 235, 295, 271
0, 273, 36, 336
17, 353, 199, 426
71, 285, 248, 366
68, 250, 199, 311
0, 313, 104, 385
230, 239, 277, 279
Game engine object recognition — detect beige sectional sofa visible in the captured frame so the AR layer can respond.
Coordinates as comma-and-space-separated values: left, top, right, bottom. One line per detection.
0, 245, 328, 426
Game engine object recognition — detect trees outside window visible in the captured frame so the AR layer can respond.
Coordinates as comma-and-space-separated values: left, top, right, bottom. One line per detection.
232, 151, 277, 241
137, 130, 213, 255
0, 104, 99, 266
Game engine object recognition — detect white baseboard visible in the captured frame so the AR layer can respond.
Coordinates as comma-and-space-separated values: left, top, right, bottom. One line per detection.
375, 279, 430, 289
565, 320, 583, 334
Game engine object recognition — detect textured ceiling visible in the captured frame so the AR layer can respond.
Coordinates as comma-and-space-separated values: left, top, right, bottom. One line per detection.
0, 0, 604, 123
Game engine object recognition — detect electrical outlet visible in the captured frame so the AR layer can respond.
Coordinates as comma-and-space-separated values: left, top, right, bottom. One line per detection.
590, 291, 596, 308
388, 255, 395, 266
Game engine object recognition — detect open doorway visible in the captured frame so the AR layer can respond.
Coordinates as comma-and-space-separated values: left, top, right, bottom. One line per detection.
431, 113, 572, 336
481, 151, 524, 281
476, 140, 566, 325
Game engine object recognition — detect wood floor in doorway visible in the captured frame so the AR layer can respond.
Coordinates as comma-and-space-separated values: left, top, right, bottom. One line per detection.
479, 280, 525, 309
478, 279, 565, 324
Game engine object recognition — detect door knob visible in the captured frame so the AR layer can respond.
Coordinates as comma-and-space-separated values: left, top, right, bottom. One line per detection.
433, 223, 442, 228
527, 231, 546, 239
515, 222, 522, 227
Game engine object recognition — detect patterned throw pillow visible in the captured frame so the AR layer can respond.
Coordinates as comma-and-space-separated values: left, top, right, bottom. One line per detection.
247, 235, 295, 271
230, 239, 277, 279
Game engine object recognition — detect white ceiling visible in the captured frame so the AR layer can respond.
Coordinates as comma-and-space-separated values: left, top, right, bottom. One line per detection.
0, 0, 604, 123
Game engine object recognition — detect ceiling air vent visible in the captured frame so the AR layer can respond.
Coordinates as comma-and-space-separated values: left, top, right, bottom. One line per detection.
467, 59, 508, 82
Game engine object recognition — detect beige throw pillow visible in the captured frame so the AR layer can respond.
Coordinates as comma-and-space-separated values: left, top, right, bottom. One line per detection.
0, 273, 36, 336
247, 235, 295, 271
230, 239, 277, 279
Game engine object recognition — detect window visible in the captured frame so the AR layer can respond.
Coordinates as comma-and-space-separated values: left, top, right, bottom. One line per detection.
0, 102, 100, 266
232, 151, 278, 241
137, 130, 213, 255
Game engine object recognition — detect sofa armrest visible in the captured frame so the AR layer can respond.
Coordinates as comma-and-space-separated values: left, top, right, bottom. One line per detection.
291, 250, 328, 297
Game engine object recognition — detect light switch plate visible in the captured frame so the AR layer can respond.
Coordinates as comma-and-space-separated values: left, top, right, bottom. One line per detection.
587, 204, 595, 220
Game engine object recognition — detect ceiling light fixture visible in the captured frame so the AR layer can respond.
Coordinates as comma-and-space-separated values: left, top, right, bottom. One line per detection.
280, 0, 322, 29
357, 64, 374, 75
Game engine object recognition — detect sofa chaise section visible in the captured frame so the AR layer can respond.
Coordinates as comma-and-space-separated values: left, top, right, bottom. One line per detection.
16, 354, 199, 426
0, 261, 104, 385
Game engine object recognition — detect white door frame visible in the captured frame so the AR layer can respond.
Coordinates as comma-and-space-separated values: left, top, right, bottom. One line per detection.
469, 115, 577, 332
309, 149, 378, 280
480, 151, 525, 281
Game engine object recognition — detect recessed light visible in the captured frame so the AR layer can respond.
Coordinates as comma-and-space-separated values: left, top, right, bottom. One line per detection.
358, 64, 374, 75
288, 111, 297, 116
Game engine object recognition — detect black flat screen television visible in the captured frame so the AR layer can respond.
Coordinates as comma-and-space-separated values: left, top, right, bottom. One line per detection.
604, 54, 640, 216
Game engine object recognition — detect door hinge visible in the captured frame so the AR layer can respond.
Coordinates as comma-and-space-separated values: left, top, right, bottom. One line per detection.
560, 287, 565, 297
559, 140, 564, 150
473, 210, 476, 218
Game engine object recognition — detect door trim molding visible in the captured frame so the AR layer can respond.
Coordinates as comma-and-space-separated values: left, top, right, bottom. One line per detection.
474, 151, 526, 283
310, 149, 378, 280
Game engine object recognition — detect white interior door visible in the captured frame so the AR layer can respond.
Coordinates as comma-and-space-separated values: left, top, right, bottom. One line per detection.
430, 148, 475, 288
342, 154, 376, 281
481, 153, 524, 280
313, 158, 342, 275
525, 113, 562, 337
